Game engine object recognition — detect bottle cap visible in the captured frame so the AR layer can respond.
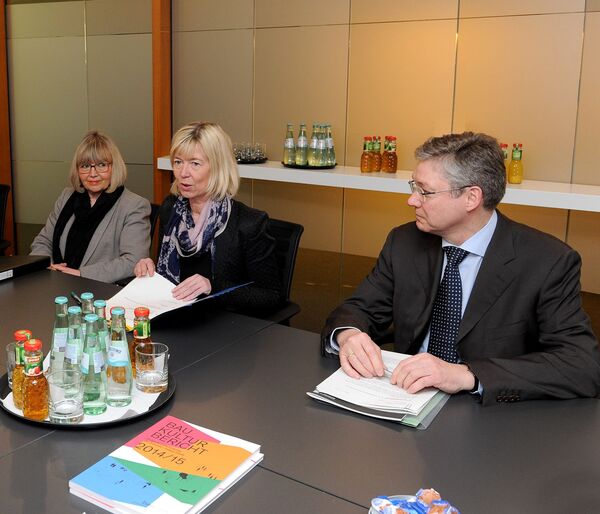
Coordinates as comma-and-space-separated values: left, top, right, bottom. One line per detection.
68, 305, 82, 315
81, 292, 94, 301
134, 307, 150, 317
111, 307, 125, 316
55, 296, 68, 305
24, 338, 42, 351
93, 299, 106, 308
388, 136, 397, 141
84, 313, 99, 323
364, 136, 372, 140
14, 329, 32, 341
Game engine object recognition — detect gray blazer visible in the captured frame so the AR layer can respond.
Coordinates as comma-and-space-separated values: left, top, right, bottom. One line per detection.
30, 187, 151, 283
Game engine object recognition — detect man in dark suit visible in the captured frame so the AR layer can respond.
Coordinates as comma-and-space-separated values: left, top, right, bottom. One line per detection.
322, 132, 600, 405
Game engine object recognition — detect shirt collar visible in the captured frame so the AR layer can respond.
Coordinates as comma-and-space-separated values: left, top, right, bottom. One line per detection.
442, 210, 498, 258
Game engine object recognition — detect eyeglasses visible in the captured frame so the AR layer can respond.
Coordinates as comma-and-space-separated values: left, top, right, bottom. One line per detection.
79, 162, 111, 174
408, 180, 472, 200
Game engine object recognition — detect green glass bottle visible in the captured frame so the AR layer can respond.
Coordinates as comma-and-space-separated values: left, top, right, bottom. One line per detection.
295, 123, 308, 166
307, 123, 318, 166
64, 306, 83, 373
282, 123, 296, 165
106, 307, 132, 407
325, 124, 336, 166
81, 313, 107, 415
93, 299, 109, 353
48, 296, 69, 373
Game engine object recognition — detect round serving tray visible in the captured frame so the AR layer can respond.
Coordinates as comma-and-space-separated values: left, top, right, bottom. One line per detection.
236, 157, 268, 165
281, 162, 336, 170
0, 372, 175, 429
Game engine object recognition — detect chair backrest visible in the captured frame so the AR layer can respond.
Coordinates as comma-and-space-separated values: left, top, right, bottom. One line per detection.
267, 218, 304, 300
150, 203, 161, 240
0, 183, 10, 240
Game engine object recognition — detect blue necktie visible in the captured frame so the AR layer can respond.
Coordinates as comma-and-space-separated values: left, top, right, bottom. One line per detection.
428, 246, 469, 363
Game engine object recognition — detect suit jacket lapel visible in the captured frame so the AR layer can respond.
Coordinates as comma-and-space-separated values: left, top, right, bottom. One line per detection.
412, 234, 443, 344
81, 200, 119, 266
457, 213, 517, 342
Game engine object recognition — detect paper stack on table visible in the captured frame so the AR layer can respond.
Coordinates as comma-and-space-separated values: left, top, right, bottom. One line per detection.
307, 350, 449, 429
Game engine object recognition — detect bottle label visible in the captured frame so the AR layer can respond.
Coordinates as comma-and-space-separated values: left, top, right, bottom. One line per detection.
326, 137, 333, 149
80, 351, 105, 374
297, 136, 308, 148
94, 350, 105, 371
317, 139, 326, 150
80, 353, 90, 374
52, 329, 68, 350
108, 342, 129, 366
134, 320, 150, 339
284, 138, 295, 149
309, 138, 318, 149
24, 354, 43, 376
66, 341, 81, 363
512, 149, 522, 160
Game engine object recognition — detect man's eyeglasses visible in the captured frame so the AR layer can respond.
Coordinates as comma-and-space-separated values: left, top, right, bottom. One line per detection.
79, 162, 111, 174
408, 180, 472, 199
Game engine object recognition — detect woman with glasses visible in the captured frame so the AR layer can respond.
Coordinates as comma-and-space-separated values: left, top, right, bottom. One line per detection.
30, 130, 151, 283
134, 121, 284, 316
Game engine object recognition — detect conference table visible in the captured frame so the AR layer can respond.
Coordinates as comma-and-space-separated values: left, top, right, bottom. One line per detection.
1, 271, 599, 513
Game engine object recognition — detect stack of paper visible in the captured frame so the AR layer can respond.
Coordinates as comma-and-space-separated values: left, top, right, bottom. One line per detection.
70, 415, 263, 513
307, 350, 449, 429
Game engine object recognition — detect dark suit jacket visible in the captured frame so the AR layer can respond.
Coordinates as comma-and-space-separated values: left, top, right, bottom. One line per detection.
322, 211, 600, 405
159, 196, 284, 317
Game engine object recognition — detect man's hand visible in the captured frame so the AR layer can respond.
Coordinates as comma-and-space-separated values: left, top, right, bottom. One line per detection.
390, 353, 475, 394
172, 274, 211, 301
134, 258, 155, 277
337, 329, 384, 379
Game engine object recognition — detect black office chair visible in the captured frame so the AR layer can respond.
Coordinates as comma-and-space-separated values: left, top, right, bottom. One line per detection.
265, 218, 304, 325
0, 184, 10, 256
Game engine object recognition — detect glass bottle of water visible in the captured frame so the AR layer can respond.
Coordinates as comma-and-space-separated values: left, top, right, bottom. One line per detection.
325, 124, 336, 166
316, 124, 327, 166
81, 313, 107, 415
282, 123, 296, 165
106, 307, 132, 407
80, 292, 94, 338
295, 123, 308, 166
48, 296, 69, 373
93, 299, 109, 353
307, 123, 318, 166
64, 306, 83, 373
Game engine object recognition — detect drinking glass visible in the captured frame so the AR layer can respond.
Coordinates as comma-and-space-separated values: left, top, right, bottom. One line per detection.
47, 369, 84, 424
5, 342, 17, 389
135, 342, 169, 393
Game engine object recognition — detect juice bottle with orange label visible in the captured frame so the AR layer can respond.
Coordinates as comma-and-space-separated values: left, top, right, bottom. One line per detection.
507, 143, 523, 184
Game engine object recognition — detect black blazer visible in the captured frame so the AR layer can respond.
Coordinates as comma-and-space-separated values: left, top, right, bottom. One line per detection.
159, 196, 284, 317
322, 211, 600, 405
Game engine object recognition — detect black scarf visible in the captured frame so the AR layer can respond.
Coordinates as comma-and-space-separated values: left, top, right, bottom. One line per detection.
52, 186, 124, 269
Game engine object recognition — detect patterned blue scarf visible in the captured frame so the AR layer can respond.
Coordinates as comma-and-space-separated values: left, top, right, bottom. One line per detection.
157, 196, 231, 284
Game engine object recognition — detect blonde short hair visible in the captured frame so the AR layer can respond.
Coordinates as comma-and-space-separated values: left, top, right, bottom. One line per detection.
69, 131, 127, 193
170, 121, 239, 200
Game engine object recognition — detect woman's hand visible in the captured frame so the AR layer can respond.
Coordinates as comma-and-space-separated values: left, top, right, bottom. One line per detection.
134, 258, 155, 277
172, 274, 212, 302
49, 263, 81, 277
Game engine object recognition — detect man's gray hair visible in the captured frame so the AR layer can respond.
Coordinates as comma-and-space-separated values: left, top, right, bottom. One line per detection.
414, 132, 506, 210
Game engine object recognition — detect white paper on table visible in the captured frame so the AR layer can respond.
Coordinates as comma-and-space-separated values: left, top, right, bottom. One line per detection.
315, 350, 439, 416
106, 274, 194, 326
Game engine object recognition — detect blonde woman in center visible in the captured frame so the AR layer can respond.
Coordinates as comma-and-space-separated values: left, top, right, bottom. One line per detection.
134, 121, 284, 316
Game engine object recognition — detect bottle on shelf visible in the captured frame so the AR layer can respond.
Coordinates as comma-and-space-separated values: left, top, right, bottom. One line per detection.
372, 136, 382, 172
106, 307, 132, 407
360, 136, 373, 173
381, 136, 398, 173
295, 123, 308, 166
282, 123, 296, 165
22, 338, 48, 421
325, 124, 336, 166
64, 305, 84, 373
307, 123, 318, 166
81, 313, 107, 415
507, 143, 523, 184
11, 329, 32, 410
316, 124, 327, 166
93, 299, 109, 353
500, 142, 509, 174
131, 306, 152, 377
80, 292, 94, 337
48, 296, 69, 374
